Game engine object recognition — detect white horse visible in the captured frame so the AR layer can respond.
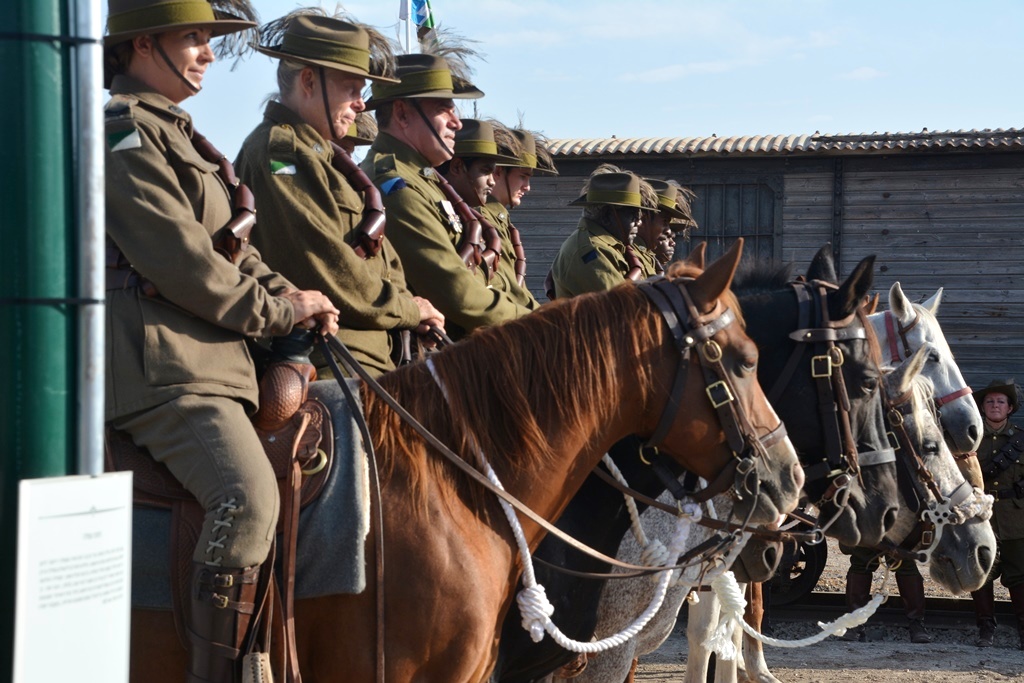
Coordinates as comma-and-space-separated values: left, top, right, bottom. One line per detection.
565, 343, 994, 683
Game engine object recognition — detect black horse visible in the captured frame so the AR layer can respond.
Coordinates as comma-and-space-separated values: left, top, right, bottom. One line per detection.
490, 245, 899, 683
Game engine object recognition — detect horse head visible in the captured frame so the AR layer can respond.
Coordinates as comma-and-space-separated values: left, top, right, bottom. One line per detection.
869, 282, 983, 454
649, 239, 803, 527
882, 344, 996, 594
735, 245, 899, 547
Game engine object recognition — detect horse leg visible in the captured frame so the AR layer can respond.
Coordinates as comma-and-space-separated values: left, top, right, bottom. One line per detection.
131, 609, 186, 683
739, 582, 780, 683
684, 591, 719, 683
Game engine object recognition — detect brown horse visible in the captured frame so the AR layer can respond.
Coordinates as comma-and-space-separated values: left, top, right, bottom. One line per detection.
131, 240, 803, 682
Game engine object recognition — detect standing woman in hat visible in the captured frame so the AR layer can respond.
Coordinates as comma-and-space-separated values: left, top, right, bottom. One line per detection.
236, 10, 444, 377
546, 167, 657, 299
970, 379, 1024, 648
103, 1, 339, 680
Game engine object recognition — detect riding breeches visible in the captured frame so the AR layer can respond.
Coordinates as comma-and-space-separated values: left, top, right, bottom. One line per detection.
111, 394, 280, 568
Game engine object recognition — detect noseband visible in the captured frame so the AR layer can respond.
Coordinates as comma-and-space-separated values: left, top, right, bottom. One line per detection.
882, 385, 989, 562
882, 310, 973, 409
638, 276, 788, 503
767, 280, 896, 516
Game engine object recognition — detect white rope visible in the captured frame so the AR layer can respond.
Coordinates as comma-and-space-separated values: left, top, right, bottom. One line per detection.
704, 569, 889, 659
425, 360, 700, 653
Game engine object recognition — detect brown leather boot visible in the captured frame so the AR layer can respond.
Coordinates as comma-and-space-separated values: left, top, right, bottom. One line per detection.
895, 573, 933, 643
971, 582, 996, 647
1009, 583, 1024, 650
842, 571, 873, 641
187, 563, 260, 683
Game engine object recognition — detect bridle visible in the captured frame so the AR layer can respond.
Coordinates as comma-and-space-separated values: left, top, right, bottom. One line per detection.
882, 309, 973, 410
876, 378, 990, 565
766, 279, 896, 534
638, 276, 789, 505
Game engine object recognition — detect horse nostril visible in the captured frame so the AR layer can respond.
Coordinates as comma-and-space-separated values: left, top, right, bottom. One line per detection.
763, 545, 778, 571
978, 545, 994, 573
882, 507, 898, 532
967, 425, 979, 443
791, 461, 805, 492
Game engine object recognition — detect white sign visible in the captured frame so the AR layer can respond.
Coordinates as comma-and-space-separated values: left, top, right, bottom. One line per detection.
13, 473, 133, 683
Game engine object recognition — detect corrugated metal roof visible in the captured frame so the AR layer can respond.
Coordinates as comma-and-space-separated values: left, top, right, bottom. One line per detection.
548, 128, 1024, 158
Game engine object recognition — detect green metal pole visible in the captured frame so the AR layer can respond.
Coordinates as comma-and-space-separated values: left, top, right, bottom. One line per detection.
0, 0, 75, 676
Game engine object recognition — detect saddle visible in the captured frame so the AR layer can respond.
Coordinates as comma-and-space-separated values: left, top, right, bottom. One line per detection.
105, 361, 335, 675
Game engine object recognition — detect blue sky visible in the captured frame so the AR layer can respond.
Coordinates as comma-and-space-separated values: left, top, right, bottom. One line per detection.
148, 0, 1022, 159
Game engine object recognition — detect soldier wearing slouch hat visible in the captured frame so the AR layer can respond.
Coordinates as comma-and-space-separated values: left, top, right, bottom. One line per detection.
235, 9, 444, 376
547, 165, 657, 299
360, 50, 533, 339
102, 1, 340, 679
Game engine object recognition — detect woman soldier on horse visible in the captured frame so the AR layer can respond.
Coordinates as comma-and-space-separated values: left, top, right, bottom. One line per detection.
103, 1, 339, 680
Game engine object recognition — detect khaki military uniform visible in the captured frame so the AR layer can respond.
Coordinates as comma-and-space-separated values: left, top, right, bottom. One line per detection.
978, 420, 1024, 586
105, 75, 292, 567
361, 132, 530, 338
633, 236, 661, 279
479, 199, 539, 311
235, 102, 421, 376
549, 217, 631, 298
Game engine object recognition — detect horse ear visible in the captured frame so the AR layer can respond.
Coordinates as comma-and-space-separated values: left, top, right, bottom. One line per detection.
829, 255, 875, 320
890, 342, 932, 395
688, 238, 743, 314
806, 244, 838, 284
888, 282, 915, 325
922, 287, 943, 315
865, 293, 880, 315
683, 242, 707, 270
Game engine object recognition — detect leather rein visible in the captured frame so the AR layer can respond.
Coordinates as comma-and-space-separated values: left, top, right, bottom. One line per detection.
765, 279, 895, 535
313, 275, 791, 578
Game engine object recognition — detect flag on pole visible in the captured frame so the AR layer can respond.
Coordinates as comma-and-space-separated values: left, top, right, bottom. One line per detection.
411, 0, 436, 40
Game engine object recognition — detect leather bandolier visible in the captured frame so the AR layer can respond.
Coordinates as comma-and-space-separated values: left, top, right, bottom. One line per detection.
328, 141, 385, 260
984, 428, 1024, 499
106, 128, 257, 293
506, 218, 528, 286
434, 172, 503, 282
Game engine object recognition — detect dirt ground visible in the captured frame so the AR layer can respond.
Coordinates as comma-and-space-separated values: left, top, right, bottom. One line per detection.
633, 539, 1024, 682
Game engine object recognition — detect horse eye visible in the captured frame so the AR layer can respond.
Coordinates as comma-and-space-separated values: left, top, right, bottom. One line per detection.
862, 376, 879, 394
740, 357, 757, 373
928, 352, 940, 363
923, 441, 940, 455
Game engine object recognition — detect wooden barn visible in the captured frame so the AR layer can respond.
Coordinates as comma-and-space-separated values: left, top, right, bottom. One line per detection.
514, 128, 1024, 389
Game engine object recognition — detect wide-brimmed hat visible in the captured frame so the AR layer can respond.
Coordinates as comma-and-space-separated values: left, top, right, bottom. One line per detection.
255, 14, 398, 84
365, 53, 483, 109
104, 0, 255, 46
497, 129, 558, 177
343, 112, 377, 147
646, 179, 694, 221
452, 120, 522, 164
974, 379, 1019, 414
568, 172, 644, 209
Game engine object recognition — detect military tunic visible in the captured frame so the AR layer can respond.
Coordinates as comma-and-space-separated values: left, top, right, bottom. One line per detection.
978, 419, 1024, 587
478, 199, 539, 311
235, 102, 421, 376
633, 236, 661, 278
105, 75, 292, 567
361, 132, 529, 338
549, 217, 631, 298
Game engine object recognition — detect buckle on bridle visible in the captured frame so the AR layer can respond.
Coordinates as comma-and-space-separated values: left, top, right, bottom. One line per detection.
700, 339, 723, 363
886, 430, 901, 451
811, 354, 832, 378
706, 380, 734, 408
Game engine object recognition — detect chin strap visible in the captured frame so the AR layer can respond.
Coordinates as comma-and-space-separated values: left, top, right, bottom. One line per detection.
410, 98, 454, 159
318, 66, 341, 142
153, 34, 200, 94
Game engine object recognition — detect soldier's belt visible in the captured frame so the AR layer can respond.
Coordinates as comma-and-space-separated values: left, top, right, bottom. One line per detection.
988, 477, 1024, 500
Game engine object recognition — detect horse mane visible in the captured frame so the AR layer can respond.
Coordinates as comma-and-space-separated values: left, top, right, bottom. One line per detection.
906, 372, 940, 436
731, 259, 795, 294
361, 279, 665, 513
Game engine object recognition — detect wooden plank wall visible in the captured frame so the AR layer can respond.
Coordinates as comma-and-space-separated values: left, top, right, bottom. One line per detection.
516, 155, 1024, 389
837, 166, 1024, 388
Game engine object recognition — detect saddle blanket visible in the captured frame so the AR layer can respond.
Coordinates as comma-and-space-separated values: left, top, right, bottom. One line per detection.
131, 379, 370, 608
